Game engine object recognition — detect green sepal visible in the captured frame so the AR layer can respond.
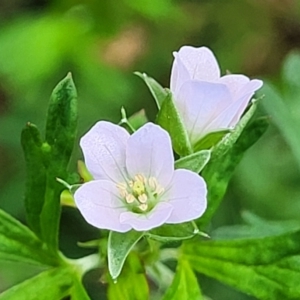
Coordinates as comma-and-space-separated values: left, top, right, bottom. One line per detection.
193, 129, 231, 151
156, 91, 193, 156
175, 150, 211, 173
107, 252, 149, 300
212, 100, 258, 160
119, 107, 148, 132
77, 160, 93, 182
135, 72, 167, 109
77, 239, 100, 249
21, 123, 46, 236
182, 229, 300, 300
128, 109, 148, 129
198, 116, 269, 227
162, 259, 203, 300
147, 222, 198, 242
108, 230, 144, 280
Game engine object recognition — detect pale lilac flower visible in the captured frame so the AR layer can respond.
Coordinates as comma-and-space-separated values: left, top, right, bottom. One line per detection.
170, 46, 263, 144
74, 122, 207, 232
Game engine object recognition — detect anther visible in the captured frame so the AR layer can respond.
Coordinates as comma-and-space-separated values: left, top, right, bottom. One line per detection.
155, 186, 165, 195
138, 194, 148, 203
135, 174, 145, 183
119, 189, 129, 198
148, 177, 157, 190
138, 203, 148, 211
125, 194, 135, 204
116, 182, 127, 190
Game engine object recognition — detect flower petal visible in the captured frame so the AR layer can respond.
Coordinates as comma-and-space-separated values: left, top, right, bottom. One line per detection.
205, 79, 263, 130
219, 74, 250, 99
80, 121, 130, 182
126, 123, 174, 187
238, 79, 263, 97
170, 53, 191, 96
163, 169, 207, 223
220, 75, 262, 101
176, 80, 232, 143
119, 202, 173, 231
227, 93, 255, 128
74, 180, 131, 232
177, 46, 220, 82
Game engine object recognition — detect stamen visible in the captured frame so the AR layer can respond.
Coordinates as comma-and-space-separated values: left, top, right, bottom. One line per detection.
155, 186, 165, 195
135, 174, 145, 183
125, 194, 135, 204
138, 194, 148, 203
118, 175, 164, 213
148, 177, 157, 190
138, 203, 148, 211
119, 188, 128, 198
116, 182, 127, 190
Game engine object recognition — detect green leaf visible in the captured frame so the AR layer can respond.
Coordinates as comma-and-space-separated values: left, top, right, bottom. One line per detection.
163, 259, 203, 300
0, 208, 58, 266
108, 230, 144, 280
198, 117, 269, 227
261, 82, 300, 170
45, 72, 78, 152
182, 230, 300, 299
21, 123, 47, 236
157, 92, 193, 156
175, 150, 211, 173
212, 211, 300, 240
193, 129, 231, 152
40, 73, 78, 252
282, 51, 300, 93
147, 222, 198, 242
0, 267, 73, 300
70, 277, 90, 300
135, 72, 167, 109
146, 261, 175, 291
107, 252, 149, 300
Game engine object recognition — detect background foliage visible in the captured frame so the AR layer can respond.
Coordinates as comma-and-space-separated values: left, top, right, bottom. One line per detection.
1, 0, 300, 299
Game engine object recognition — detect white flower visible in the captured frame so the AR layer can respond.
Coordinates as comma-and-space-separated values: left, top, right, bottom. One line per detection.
74, 122, 207, 232
170, 46, 263, 144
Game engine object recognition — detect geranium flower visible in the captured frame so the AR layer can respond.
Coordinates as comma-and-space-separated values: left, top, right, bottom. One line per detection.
170, 46, 263, 145
74, 122, 207, 232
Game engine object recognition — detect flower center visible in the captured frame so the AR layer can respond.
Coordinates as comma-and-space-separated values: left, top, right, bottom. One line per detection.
116, 174, 165, 213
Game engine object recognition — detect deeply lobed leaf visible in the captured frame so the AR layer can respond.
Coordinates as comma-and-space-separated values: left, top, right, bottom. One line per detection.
0, 267, 74, 300
107, 252, 149, 300
183, 230, 300, 299
21, 123, 47, 236
163, 259, 203, 300
0, 209, 59, 266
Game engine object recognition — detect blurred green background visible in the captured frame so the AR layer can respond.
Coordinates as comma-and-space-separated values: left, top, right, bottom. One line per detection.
1, 0, 300, 299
